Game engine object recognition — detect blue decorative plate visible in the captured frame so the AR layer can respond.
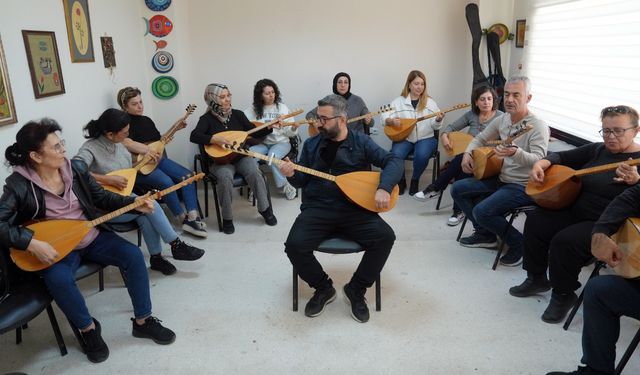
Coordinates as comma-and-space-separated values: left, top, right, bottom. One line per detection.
152, 76, 179, 100
151, 51, 174, 73
145, 0, 171, 12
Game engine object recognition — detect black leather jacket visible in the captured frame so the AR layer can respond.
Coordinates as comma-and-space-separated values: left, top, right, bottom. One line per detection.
0, 159, 135, 251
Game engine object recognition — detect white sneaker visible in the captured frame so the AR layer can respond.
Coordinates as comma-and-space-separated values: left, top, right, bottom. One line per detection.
283, 183, 297, 200
413, 189, 440, 202
247, 190, 254, 202
447, 211, 465, 226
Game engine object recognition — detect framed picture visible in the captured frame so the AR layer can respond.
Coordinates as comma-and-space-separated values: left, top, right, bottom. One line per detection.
516, 19, 526, 48
22, 30, 66, 99
100, 36, 115, 68
62, 0, 95, 62
0, 35, 18, 126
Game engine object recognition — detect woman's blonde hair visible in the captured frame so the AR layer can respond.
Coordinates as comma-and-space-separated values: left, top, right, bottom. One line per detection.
401, 70, 429, 112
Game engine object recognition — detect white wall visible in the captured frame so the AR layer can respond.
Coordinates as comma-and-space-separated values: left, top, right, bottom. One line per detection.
0, 0, 477, 182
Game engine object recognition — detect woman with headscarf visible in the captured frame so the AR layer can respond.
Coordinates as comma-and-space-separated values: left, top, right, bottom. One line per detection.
306, 72, 374, 135
190, 83, 277, 234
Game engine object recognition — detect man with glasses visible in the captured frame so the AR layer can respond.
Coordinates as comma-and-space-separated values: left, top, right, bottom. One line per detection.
279, 94, 402, 323
451, 75, 550, 266
509, 105, 640, 325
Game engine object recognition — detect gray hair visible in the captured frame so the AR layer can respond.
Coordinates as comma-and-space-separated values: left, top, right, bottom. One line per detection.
506, 75, 531, 95
317, 94, 348, 117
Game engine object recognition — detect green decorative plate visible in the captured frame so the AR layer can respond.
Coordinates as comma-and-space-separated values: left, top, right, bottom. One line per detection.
151, 76, 178, 100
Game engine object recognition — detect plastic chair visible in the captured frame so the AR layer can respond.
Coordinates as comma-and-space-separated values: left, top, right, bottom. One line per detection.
292, 237, 381, 312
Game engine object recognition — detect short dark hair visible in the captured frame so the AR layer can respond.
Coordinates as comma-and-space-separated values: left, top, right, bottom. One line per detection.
600, 105, 639, 127
5, 118, 62, 167
317, 94, 348, 117
470, 86, 499, 114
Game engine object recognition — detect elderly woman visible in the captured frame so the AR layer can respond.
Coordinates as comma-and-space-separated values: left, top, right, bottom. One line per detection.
509, 105, 640, 324
414, 85, 502, 226
190, 83, 277, 234
381, 70, 444, 195
244, 78, 298, 200
0, 119, 175, 363
306, 72, 374, 135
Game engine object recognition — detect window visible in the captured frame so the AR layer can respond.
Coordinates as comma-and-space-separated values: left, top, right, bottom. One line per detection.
525, 0, 640, 142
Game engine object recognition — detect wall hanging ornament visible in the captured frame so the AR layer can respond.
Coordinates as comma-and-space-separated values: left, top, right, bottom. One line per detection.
487, 23, 510, 44
143, 15, 173, 37
145, 0, 171, 12
0, 35, 18, 126
62, 0, 95, 62
152, 76, 178, 99
153, 39, 167, 51
151, 50, 173, 73
22, 30, 66, 98
100, 36, 116, 69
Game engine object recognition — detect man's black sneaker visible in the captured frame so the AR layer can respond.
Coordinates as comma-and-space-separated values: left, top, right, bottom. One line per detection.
499, 248, 523, 266
222, 219, 235, 234
150, 255, 177, 275
259, 206, 277, 226
304, 285, 336, 317
343, 283, 370, 323
170, 238, 204, 261
542, 291, 578, 324
132, 316, 176, 345
81, 318, 109, 363
546, 365, 608, 375
459, 232, 498, 249
509, 276, 551, 297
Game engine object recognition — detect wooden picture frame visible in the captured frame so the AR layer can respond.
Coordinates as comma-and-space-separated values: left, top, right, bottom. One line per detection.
62, 0, 95, 62
22, 30, 66, 98
516, 19, 526, 48
0, 35, 18, 126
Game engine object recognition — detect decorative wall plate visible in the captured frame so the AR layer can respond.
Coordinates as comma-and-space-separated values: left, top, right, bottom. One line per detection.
151, 51, 173, 73
145, 0, 171, 12
487, 23, 509, 44
152, 76, 178, 99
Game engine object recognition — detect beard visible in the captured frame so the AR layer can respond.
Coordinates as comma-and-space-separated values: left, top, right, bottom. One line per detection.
319, 125, 340, 139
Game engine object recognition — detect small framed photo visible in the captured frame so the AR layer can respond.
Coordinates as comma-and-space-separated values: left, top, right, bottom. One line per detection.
62, 0, 95, 62
516, 19, 526, 48
0, 35, 18, 126
22, 30, 66, 99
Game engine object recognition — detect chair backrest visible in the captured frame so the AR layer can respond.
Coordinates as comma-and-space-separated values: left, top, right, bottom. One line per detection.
0, 246, 39, 299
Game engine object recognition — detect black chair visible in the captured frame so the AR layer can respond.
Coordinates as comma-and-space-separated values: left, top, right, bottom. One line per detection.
563, 260, 607, 330
193, 146, 270, 232
0, 247, 67, 356
292, 238, 382, 312
456, 205, 537, 270
616, 326, 640, 374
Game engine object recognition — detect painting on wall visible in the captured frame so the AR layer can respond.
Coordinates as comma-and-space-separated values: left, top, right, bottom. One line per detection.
63, 0, 95, 62
0, 35, 18, 126
22, 30, 66, 99
516, 19, 526, 48
100, 36, 115, 68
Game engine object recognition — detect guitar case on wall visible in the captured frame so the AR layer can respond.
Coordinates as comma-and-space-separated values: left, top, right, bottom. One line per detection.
486, 31, 506, 111
465, 3, 489, 91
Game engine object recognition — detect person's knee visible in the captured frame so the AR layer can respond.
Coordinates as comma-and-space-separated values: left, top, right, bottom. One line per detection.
584, 276, 612, 305
44, 269, 75, 289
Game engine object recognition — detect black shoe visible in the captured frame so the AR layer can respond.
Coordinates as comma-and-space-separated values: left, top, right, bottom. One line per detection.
459, 232, 498, 249
182, 218, 208, 238
343, 283, 370, 323
222, 219, 235, 234
170, 238, 205, 261
499, 248, 523, 266
398, 178, 406, 195
509, 276, 551, 297
149, 255, 177, 275
304, 285, 336, 317
542, 291, 578, 324
546, 365, 608, 375
81, 318, 109, 363
408, 179, 420, 196
132, 316, 176, 345
259, 206, 277, 226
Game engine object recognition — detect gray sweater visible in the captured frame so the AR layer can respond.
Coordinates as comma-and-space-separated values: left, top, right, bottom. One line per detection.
73, 136, 132, 175
442, 110, 503, 137
306, 93, 374, 134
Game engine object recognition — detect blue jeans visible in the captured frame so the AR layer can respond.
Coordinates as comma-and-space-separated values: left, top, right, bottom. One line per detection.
250, 142, 291, 188
40, 231, 152, 330
390, 137, 437, 181
136, 157, 199, 217
582, 276, 640, 374
450, 177, 533, 251
109, 195, 178, 256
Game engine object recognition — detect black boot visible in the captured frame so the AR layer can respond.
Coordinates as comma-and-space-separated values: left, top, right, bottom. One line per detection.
259, 205, 277, 226
542, 290, 578, 324
509, 272, 550, 297
409, 179, 420, 196
398, 178, 406, 195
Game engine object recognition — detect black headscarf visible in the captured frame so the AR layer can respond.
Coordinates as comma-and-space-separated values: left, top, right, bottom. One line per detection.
332, 72, 352, 100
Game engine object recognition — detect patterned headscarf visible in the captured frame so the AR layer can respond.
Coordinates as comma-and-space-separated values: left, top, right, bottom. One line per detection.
204, 83, 231, 123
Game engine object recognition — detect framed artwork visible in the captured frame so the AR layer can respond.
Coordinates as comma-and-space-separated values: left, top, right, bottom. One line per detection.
0, 35, 18, 126
22, 30, 66, 99
516, 19, 526, 48
100, 36, 115, 68
62, 0, 95, 62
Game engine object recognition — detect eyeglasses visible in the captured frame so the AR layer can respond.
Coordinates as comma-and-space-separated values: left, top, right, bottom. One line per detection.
316, 116, 340, 125
599, 127, 637, 138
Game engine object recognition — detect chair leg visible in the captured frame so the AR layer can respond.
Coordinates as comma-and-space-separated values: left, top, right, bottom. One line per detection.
292, 267, 299, 312
436, 190, 444, 211
375, 274, 381, 311
616, 327, 640, 375
98, 268, 104, 292
46, 304, 68, 356
137, 228, 142, 247
204, 179, 209, 218
68, 320, 87, 353
492, 211, 518, 270
457, 216, 468, 241
213, 183, 223, 232
15, 326, 22, 345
